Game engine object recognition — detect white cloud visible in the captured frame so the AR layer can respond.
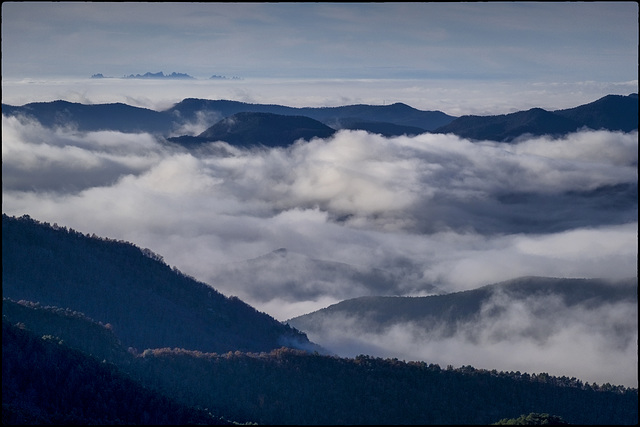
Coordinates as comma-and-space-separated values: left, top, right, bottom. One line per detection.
3, 107, 637, 388
299, 291, 638, 388
3, 116, 636, 310
510, 130, 639, 166
2, 77, 638, 117
1, 115, 165, 192
169, 110, 224, 137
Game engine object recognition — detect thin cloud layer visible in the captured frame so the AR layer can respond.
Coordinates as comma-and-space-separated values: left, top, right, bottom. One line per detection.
299, 291, 638, 388
2, 77, 638, 116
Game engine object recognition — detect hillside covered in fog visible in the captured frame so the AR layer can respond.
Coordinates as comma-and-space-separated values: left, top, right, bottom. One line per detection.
3, 214, 637, 425
3, 91, 638, 423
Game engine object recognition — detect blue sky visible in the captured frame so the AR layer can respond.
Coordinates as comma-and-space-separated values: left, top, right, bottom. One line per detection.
2, 2, 638, 81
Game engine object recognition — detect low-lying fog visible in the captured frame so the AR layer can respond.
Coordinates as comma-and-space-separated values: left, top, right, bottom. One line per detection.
2, 85, 637, 387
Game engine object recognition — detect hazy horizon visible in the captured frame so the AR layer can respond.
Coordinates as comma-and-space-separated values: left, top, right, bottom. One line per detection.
2, 76, 638, 119
2, 2, 638, 116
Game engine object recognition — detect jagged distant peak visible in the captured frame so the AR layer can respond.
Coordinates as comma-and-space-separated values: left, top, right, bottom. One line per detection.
124, 71, 195, 79
91, 71, 195, 79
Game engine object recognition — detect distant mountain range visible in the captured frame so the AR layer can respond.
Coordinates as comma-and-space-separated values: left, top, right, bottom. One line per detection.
3, 213, 637, 424
92, 71, 196, 79
169, 112, 337, 147
91, 72, 241, 80
2, 100, 175, 134
3, 93, 636, 145
165, 98, 457, 133
209, 74, 243, 80
435, 94, 639, 141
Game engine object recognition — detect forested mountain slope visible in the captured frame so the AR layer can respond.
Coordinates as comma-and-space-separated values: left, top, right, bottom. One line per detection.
3, 304, 638, 425
2, 214, 637, 425
2, 214, 318, 354
165, 98, 455, 131
2, 319, 234, 425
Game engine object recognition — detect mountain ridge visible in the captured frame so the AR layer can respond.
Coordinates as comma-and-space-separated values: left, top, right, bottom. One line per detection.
3, 93, 636, 145
185, 111, 337, 147
434, 93, 638, 141
2, 214, 637, 424
2, 213, 322, 355
287, 275, 638, 334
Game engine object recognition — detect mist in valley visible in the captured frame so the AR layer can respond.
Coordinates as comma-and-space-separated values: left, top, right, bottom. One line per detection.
3, 93, 637, 387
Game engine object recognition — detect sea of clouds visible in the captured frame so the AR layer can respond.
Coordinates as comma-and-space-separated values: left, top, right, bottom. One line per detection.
2, 84, 637, 387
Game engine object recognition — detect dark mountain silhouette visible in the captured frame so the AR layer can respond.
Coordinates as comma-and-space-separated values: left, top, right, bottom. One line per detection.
166, 99, 455, 131
3, 94, 636, 145
555, 93, 639, 132
2, 215, 637, 425
3, 298, 131, 365
287, 276, 638, 336
303, 101, 453, 130
4, 300, 637, 425
1, 99, 438, 142
1, 100, 173, 134
170, 112, 337, 147
326, 117, 427, 136
5, 312, 637, 426
434, 93, 638, 141
1, 214, 320, 354
433, 108, 581, 142
2, 319, 234, 425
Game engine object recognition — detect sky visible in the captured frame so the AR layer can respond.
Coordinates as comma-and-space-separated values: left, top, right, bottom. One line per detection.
1, 1, 638, 115
2, 2, 639, 387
